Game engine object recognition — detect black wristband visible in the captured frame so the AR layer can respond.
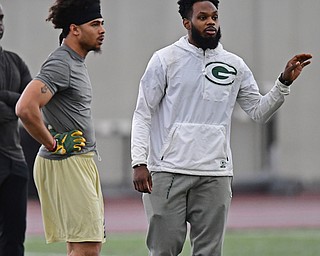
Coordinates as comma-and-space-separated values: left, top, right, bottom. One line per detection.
279, 73, 293, 86
133, 164, 147, 169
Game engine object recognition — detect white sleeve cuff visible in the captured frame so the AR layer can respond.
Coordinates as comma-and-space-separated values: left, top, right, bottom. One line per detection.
276, 79, 291, 95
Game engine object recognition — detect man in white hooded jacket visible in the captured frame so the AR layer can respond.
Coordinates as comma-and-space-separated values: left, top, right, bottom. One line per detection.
131, 0, 312, 255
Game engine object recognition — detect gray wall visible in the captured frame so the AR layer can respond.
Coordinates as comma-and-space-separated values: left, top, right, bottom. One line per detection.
1, 0, 319, 193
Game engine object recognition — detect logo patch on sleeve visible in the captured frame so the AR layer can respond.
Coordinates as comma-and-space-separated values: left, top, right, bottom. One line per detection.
205, 62, 237, 86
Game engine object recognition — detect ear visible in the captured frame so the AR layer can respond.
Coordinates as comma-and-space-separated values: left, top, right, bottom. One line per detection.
70, 24, 80, 36
183, 18, 191, 30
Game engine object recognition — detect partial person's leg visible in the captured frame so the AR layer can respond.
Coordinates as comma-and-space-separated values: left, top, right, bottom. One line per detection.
143, 172, 192, 256
67, 241, 102, 256
0, 154, 10, 255
34, 154, 105, 244
0, 173, 28, 256
187, 176, 232, 256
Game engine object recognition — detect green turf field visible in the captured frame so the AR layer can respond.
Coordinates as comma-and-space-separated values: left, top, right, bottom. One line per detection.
25, 229, 320, 256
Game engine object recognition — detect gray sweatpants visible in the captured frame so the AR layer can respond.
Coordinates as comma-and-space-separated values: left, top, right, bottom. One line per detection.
143, 172, 232, 256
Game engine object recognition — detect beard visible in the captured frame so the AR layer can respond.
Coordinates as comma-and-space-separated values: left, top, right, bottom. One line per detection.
191, 25, 221, 51
80, 41, 102, 54
93, 48, 102, 54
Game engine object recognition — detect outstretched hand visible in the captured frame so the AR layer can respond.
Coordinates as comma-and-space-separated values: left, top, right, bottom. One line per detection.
281, 53, 312, 83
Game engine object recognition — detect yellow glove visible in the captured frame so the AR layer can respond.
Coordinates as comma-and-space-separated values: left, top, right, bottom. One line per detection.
48, 126, 86, 155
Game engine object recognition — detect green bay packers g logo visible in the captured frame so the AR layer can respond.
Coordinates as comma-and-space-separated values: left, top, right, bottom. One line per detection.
205, 62, 237, 86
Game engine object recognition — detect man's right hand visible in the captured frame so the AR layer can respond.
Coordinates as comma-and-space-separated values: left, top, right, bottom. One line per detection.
133, 165, 152, 193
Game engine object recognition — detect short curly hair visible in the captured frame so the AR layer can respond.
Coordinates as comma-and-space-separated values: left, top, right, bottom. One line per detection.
177, 0, 219, 19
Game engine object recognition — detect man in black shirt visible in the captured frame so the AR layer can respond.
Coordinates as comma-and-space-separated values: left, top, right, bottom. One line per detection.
0, 3, 32, 255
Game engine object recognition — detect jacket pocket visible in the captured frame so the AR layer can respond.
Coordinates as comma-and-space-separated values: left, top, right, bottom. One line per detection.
160, 123, 228, 171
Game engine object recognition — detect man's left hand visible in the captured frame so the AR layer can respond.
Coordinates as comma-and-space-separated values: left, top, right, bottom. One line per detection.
48, 126, 86, 155
281, 53, 312, 83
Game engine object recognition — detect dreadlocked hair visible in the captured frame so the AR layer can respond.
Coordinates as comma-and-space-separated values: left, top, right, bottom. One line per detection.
46, 0, 100, 29
177, 0, 219, 19
47, 0, 101, 45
